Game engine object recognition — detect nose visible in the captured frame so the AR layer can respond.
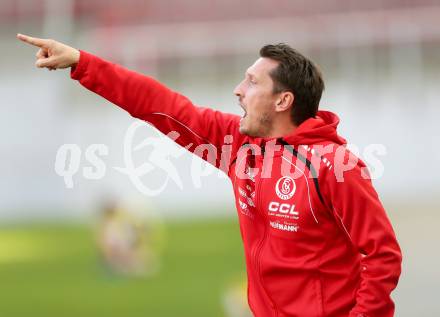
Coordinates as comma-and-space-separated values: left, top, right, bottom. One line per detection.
234, 80, 244, 98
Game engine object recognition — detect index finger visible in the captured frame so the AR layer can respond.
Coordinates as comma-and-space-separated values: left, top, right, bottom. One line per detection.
17, 33, 48, 48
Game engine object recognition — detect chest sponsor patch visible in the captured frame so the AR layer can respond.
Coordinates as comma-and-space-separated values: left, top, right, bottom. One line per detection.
268, 201, 299, 220
270, 221, 299, 232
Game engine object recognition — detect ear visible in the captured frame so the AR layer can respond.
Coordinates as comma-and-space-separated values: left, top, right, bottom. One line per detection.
275, 91, 294, 113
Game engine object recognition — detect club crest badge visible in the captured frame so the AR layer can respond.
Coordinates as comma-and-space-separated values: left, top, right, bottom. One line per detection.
275, 176, 296, 200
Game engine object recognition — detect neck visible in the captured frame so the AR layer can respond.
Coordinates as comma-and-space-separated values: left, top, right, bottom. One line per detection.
264, 114, 297, 138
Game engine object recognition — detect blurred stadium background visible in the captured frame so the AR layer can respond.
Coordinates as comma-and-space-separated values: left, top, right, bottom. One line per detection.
1, 0, 440, 316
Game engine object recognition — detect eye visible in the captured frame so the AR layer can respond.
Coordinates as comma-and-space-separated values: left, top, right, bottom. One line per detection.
245, 73, 256, 86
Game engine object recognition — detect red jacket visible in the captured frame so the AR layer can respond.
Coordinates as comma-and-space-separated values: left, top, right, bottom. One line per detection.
71, 51, 402, 317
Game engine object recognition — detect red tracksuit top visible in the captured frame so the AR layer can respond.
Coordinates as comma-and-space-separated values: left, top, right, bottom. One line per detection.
71, 51, 402, 317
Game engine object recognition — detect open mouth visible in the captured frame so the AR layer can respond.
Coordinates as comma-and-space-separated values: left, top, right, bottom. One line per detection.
240, 103, 247, 119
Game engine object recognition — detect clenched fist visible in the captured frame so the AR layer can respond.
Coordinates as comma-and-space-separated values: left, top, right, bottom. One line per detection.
17, 33, 80, 70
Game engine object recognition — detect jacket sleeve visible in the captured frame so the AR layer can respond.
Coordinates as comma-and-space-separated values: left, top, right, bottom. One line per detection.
319, 153, 402, 317
70, 50, 242, 170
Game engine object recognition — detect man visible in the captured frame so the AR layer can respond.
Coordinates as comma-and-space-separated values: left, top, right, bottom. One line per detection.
18, 33, 402, 317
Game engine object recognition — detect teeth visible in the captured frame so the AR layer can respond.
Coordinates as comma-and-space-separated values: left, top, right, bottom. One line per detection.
239, 102, 246, 118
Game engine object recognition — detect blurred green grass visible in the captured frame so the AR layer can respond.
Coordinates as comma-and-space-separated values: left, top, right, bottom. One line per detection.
0, 218, 245, 317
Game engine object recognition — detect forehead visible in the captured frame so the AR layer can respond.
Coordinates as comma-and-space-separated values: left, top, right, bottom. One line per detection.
246, 57, 279, 79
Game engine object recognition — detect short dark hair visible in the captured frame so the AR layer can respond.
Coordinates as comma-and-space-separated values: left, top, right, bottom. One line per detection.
260, 43, 324, 126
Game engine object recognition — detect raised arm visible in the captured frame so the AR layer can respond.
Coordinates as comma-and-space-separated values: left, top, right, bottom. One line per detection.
17, 34, 243, 170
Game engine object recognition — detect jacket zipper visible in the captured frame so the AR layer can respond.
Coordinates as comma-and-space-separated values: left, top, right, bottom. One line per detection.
251, 144, 279, 316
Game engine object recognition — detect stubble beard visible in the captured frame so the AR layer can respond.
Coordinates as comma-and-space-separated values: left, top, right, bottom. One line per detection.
241, 112, 273, 137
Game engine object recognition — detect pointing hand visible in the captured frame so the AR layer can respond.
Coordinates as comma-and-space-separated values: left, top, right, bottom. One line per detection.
17, 33, 80, 70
